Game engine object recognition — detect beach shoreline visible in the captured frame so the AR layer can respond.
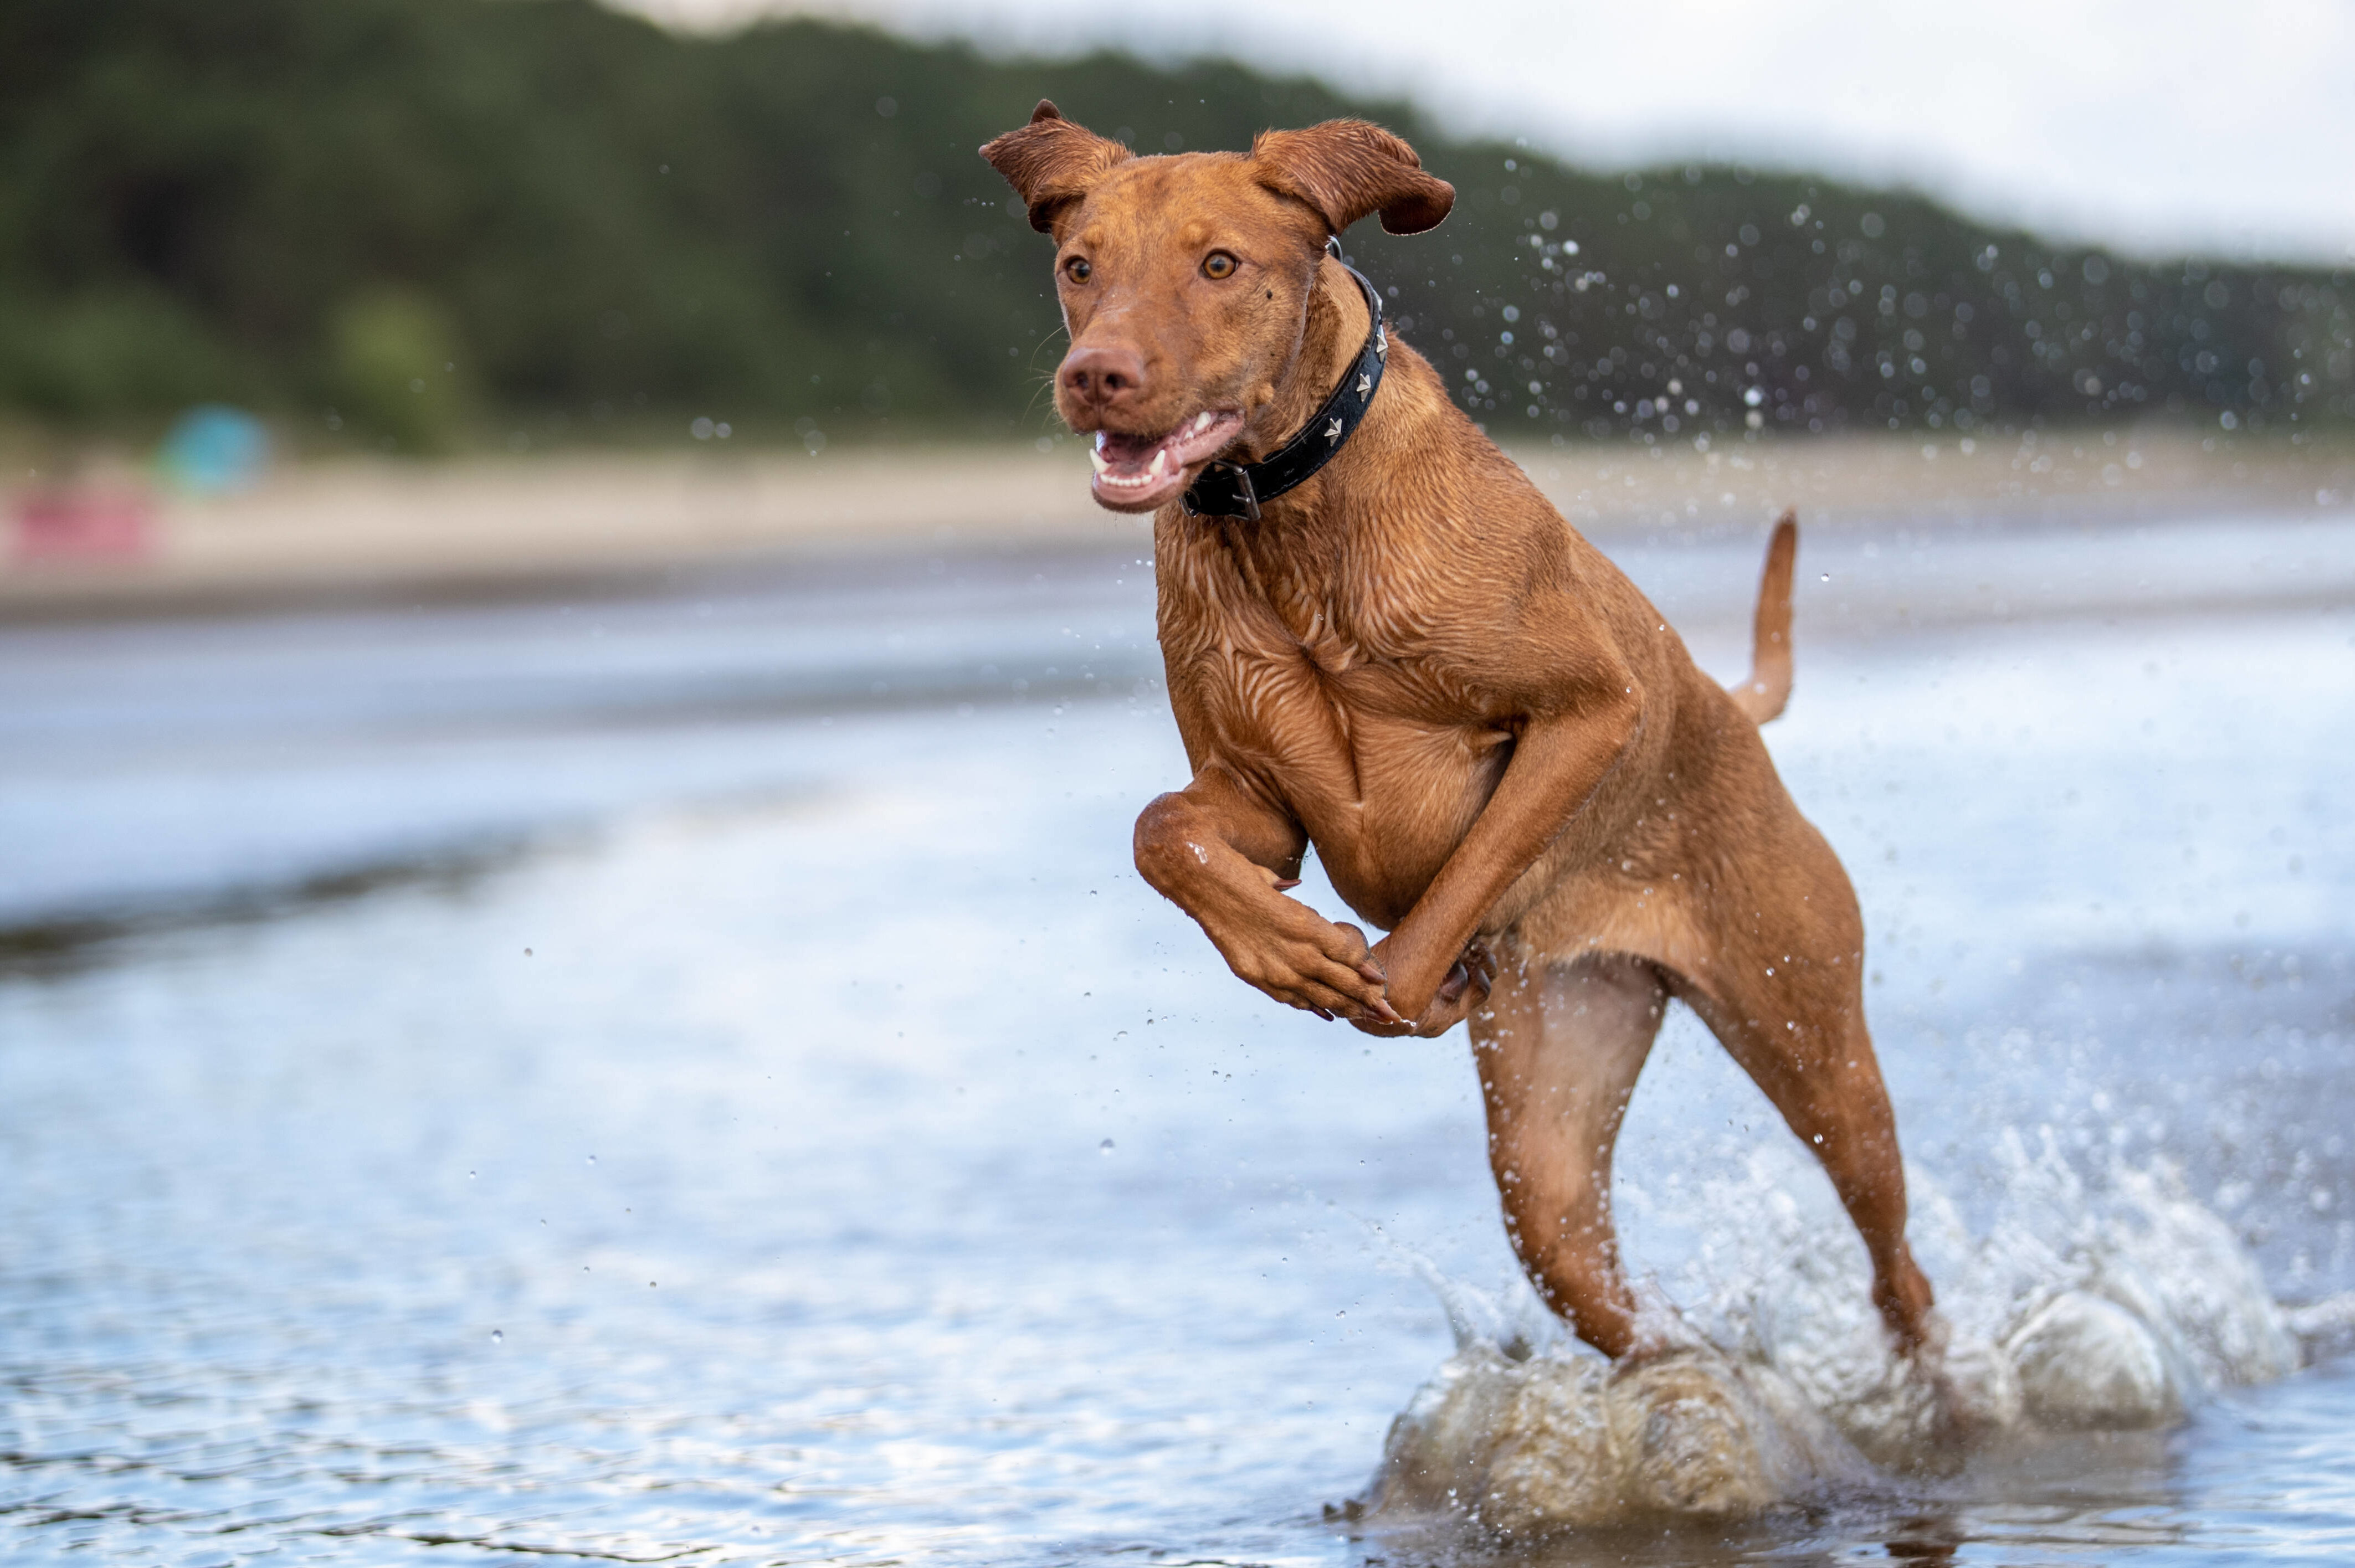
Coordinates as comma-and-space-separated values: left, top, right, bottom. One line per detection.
5, 429, 2348, 619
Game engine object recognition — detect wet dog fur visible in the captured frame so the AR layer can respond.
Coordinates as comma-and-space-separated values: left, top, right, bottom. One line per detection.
982, 104, 1938, 1366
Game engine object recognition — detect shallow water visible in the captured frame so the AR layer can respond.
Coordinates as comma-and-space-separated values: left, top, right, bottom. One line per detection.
2, 509, 2351, 1562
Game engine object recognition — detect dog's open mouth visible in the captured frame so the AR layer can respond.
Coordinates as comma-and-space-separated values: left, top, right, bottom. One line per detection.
1087, 410, 1245, 511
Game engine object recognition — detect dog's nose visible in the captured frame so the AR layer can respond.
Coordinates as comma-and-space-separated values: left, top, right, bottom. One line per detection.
1058, 346, 1147, 415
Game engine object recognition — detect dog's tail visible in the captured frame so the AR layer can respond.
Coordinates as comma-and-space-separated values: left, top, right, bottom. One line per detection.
1726, 511, 1797, 724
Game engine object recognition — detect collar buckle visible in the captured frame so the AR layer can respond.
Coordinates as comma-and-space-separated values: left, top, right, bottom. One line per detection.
1181, 460, 1261, 522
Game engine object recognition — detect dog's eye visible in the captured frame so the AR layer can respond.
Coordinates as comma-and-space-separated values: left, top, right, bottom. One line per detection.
1201, 251, 1238, 280
1064, 256, 1092, 283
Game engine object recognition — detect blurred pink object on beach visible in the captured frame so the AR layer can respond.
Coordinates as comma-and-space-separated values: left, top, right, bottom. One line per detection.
12, 485, 155, 563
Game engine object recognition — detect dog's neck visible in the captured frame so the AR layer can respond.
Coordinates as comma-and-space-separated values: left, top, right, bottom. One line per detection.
1217, 255, 1451, 551
1239, 254, 1371, 469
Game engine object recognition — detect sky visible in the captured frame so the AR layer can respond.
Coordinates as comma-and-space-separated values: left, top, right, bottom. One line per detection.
612, 0, 2355, 265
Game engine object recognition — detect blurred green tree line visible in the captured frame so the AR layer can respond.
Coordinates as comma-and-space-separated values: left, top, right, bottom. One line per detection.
3, 0, 2350, 450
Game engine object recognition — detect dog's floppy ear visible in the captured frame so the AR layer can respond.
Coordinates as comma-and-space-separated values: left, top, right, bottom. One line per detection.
1251, 120, 1454, 237
979, 100, 1133, 235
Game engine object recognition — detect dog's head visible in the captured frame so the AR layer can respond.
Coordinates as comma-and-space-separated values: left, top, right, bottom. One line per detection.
981, 102, 1453, 512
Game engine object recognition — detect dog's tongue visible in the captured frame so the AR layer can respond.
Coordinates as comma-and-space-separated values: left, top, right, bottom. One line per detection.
1089, 426, 1188, 506
1094, 429, 1178, 481
1090, 429, 1181, 505
1096, 430, 1166, 469
1087, 411, 1243, 509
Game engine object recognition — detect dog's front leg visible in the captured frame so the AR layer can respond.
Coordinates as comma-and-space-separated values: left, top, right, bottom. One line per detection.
1373, 694, 1641, 1034
1134, 767, 1402, 1024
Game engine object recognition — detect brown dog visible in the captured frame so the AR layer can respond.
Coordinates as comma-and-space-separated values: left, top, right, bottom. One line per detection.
982, 105, 1936, 1365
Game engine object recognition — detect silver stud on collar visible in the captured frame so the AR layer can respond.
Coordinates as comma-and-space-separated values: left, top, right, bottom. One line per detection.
1325, 418, 1343, 443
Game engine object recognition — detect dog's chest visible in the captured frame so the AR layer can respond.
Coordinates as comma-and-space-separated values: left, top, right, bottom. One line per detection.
1157, 542, 1477, 763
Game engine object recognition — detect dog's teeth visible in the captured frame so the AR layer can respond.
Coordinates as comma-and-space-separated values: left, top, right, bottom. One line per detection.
1148, 449, 1168, 478
1193, 412, 1214, 434
1089, 448, 1110, 476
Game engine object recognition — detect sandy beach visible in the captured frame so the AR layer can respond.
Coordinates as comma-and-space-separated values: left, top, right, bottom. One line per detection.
4, 428, 2349, 615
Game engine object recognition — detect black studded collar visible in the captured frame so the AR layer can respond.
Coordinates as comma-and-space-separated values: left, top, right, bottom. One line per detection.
1181, 253, 1387, 522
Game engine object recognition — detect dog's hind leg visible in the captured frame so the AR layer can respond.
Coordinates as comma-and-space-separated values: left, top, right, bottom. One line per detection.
1668, 846, 1937, 1354
1470, 948, 1671, 1359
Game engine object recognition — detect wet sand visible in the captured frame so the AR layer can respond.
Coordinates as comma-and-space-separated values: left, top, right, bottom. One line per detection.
5, 429, 2349, 615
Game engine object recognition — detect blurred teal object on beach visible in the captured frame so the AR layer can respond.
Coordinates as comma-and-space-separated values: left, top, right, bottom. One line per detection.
157, 405, 269, 496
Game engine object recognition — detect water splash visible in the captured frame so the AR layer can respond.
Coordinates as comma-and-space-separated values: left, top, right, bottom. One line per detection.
1372, 1341, 1870, 1533
1368, 1138, 2354, 1534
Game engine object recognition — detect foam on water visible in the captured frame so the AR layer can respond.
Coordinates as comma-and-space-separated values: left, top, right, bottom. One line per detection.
1369, 1132, 2355, 1535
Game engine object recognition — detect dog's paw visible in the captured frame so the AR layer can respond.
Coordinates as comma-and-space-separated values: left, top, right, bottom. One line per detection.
1357, 939, 1495, 1037
1215, 908, 1398, 1024
1896, 1316, 2012, 1471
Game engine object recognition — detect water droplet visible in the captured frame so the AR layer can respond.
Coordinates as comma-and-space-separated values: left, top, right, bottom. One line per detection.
490, 1329, 504, 1343
1099, 1138, 1116, 1154
524, 948, 533, 957
1820, 572, 1831, 582
468, 1170, 476, 1179
586, 1155, 597, 1165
